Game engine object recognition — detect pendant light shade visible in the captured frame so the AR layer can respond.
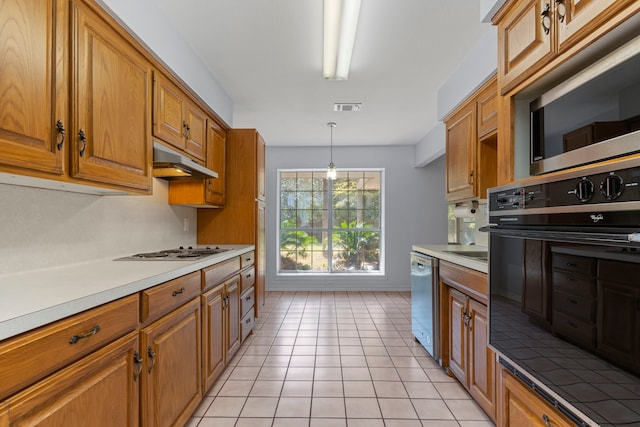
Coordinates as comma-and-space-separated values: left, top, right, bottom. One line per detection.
327, 122, 337, 180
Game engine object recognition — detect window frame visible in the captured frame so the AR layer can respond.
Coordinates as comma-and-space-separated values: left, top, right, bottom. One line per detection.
276, 168, 385, 276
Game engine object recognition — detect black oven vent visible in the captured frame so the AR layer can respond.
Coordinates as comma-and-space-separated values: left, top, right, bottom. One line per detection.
498, 357, 588, 427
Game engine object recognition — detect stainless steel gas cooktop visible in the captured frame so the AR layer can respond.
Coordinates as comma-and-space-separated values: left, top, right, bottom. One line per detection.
115, 246, 230, 261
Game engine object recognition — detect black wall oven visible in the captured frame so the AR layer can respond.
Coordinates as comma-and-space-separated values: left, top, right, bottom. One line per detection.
485, 156, 640, 427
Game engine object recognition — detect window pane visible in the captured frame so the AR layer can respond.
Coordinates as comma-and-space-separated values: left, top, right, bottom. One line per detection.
279, 169, 382, 275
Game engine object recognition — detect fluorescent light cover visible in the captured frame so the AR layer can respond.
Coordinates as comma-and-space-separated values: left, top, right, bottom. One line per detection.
323, 0, 362, 80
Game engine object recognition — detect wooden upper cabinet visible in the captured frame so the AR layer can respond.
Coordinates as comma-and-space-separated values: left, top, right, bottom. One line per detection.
495, 0, 640, 95
446, 101, 477, 202
556, 0, 626, 52
496, 0, 554, 95
445, 76, 497, 202
257, 132, 266, 201
206, 120, 227, 206
153, 72, 206, 162
184, 100, 207, 160
154, 72, 187, 150
0, 0, 66, 177
70, 0, 153, 192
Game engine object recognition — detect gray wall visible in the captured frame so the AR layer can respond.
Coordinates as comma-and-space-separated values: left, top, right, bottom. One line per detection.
266, 145, 447, 291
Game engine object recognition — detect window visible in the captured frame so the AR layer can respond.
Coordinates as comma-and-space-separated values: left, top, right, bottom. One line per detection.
278, 169, 383, 274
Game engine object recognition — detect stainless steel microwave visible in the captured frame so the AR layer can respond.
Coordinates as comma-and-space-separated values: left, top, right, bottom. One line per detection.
530, 33, 640, 176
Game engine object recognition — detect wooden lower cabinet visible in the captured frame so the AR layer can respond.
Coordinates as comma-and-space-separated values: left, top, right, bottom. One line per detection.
202, 275, 241, 392
498, 368, 574, 427
0, 401, 7, 427
140, 298, 202, 427
441, 262, 495, 421
6, 332, 139, 426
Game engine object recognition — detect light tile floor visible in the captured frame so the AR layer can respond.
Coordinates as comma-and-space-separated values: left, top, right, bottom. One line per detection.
187, 291, 494, 427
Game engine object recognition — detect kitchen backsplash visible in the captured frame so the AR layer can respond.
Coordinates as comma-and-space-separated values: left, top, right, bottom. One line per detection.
0, 179, 197, 275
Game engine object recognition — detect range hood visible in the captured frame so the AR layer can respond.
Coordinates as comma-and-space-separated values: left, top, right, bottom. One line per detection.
152, 141, 218, 180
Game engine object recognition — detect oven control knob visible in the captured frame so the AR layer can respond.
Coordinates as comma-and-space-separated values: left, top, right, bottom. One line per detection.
600, 174, 624, 200
575, 178, 594, 202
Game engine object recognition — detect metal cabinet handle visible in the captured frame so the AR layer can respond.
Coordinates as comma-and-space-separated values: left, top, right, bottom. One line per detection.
182, 121, 191, 139
555, 0, 565, 23
172, 287, 186, 297
69, 325, 100, 344
469, 170, 474, 185
133, 351, 143, 381
78, 129, 87, 157
147, 346, 156, 373
56, 120, 65, 150
541, 3, 551, 35
246, 317, 251, 324
542, 413, 551, 427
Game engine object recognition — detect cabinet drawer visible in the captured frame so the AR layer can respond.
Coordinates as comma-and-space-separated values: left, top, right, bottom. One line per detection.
552, 270, 595, 297
241, 287, 255, 318
0, 294, 139, 401
552, 253, 596, 275
202, 257, 241, 291
552, 310, 596, 349
241, 267, 255, 294
241, 251, 255, 269
552, 290, 596, 322
141, 271, 201, 323
241, 310, 255, 342
599, 259, 640, 284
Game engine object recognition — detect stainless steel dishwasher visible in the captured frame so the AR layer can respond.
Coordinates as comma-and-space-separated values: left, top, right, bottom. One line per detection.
411, 251, 439, 361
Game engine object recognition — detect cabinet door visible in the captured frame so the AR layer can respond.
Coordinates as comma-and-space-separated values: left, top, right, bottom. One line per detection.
0, 401, 7, 427
256, 200, 266, 314
205, 121, 226, 206
597, 279, 639, 372
468, 299, 495, 421
202, 283, 225, 392
477, 77, 498, 139
556, 0, 625, 52
448, 288, 468, 385
497, 0, 554, 94
141, 298, 202, 427
446, 102, 476, 202
7, 332, 139, 427
184, 101, 207, 161
500, 369, 575, 427
153, 73, 186, 150
71, 0, 152, 193
256, 132, 266, 201
0, 0, 66, 176
226, 275, 241, 361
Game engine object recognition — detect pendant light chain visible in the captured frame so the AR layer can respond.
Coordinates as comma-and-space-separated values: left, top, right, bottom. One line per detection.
327, 122, 337, 180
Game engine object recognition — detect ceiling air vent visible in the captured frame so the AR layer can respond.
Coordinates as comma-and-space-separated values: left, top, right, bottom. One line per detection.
333, 103, 362, 112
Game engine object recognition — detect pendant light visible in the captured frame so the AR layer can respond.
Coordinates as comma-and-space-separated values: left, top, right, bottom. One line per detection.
327, 122, 337, 180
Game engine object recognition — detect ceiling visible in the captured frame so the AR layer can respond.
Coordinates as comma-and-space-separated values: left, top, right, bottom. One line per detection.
154, 1, 492, 147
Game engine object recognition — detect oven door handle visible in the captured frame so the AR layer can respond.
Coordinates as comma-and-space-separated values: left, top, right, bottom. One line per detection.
480, 225, 640, 245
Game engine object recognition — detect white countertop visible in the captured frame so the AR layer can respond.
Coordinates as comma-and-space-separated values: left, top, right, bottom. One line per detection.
0, 245, 254, 341
412, 244, 488, 274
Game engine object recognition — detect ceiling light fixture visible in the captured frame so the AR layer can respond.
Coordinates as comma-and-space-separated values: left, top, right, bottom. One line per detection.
323, 0, 362, 80
326, 122, 337, 180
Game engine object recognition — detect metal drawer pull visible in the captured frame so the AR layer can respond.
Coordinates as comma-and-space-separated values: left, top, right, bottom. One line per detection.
133, 351, 143, 382
542, 414, 551, 427
246, 317, 251, 324
78, 129, 87, 157
245, 295, 252, 301
56, 120, 65, 150
541, 3, 551, 35
69, 325, 101, 344
172, 287, 186, 297
147, 346, 156, 373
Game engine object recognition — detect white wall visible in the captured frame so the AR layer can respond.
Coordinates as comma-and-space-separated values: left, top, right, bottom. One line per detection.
98, 0, 233, 126
0, 180, 197, 275
266, 146, 447, 292
415, 26, 497, 167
